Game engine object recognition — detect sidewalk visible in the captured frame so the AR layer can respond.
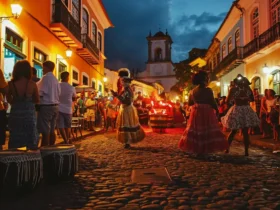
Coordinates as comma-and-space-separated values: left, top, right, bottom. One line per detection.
2, 127, 103, 150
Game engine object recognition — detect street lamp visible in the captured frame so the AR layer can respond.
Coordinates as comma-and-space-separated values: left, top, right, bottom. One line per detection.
0, 2, 22, 22
65, 47, 72, 58
103, 73, 108, 83
262, 64, 270, 74
57, 47, 72, 62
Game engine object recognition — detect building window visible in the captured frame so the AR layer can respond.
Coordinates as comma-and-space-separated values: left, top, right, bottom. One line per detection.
235, 29, 240, 47
58, 62, 67, 81
252, 76, 261, 94
72, 69, 79, 85
5, 28, 23, 51
3, 48, 24, 81
98, 32, 102, 51
72, 0, 80, 24
155, 48, 162, 61
33, 48, 47, 78
271, 0, 280, 25
222, 44, 226, 59
273, 71, 280, 94
82, 75, 89, 85
92, 80, 96, 89
228, 37, 233, 53
92, 22, 97, 45
82, 8, 89, 34
252, 8, 259, 39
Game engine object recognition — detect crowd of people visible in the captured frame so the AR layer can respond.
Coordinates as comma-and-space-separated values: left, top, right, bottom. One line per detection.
1, 61, 276, 157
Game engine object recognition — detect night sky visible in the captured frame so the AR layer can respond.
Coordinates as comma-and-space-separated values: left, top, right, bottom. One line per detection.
103, 0, 233, 71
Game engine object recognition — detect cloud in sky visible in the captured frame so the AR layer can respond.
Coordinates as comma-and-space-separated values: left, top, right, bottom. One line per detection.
103, 0, 233, 71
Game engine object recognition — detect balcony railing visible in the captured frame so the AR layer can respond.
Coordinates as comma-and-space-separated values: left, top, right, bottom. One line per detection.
243, 22, 280, 58
213, 47, 243, 75
52, 0, 81, 42
81, 34, 100, 59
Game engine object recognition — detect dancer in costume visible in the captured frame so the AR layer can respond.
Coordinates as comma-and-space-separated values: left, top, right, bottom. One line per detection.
111, 76, 145, 149
178, 71, 228, 155
117, 68, 130, 94
221, 74, 260, 156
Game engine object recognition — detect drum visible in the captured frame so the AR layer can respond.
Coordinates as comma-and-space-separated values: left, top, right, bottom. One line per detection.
40, 144, 78, 183
0, 149, 43, 195
150, 114, 173, 128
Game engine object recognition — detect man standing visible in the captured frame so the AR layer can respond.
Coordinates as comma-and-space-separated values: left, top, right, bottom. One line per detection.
37, 61, 60, 146
57, 71, 76, 143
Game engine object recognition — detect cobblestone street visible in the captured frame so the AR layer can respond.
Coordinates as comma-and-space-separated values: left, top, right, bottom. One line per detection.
1, 127, 280, 210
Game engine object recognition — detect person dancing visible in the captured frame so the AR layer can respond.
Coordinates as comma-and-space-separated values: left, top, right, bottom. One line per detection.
221, 74, 260, 156
111, 76, 145, 149
178, 71, 228, 155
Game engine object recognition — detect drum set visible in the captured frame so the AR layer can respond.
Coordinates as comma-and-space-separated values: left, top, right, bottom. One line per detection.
0, 144, 78, 196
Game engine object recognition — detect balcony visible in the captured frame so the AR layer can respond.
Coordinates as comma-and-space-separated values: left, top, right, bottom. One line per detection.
76, 34, 100, 65
213, 47, 244, 78
243, 22, 280, 59
50, 0, 82, 48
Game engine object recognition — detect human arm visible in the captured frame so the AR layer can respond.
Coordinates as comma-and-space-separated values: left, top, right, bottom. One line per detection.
188, 91, 194, 106
32, 83, 40, 104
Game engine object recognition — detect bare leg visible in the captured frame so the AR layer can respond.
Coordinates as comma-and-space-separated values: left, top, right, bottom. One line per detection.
50, 132, 56, 145
41, 133, 50, 147
225, 129, 238, 153
242, 127, 249, 156
65, 128, 71, 143
59, 128, 68, 144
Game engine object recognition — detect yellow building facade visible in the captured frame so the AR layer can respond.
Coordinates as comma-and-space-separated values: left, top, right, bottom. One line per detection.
204, 0, 280, 96
0, 0, 112, 96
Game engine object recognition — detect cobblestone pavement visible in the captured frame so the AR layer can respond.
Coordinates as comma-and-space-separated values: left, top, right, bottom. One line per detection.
1, 127, 280, 210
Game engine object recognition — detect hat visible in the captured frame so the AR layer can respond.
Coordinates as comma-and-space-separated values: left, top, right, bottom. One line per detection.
118, 68, 130, 78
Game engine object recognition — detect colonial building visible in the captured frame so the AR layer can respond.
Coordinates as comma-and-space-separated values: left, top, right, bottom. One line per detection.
136, 30, 177, 94
0, 0, 112, 95
204, 0, 280, 96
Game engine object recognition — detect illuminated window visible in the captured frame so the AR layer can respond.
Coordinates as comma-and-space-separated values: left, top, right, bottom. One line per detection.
33, 48, 47, 78
271, 0, 280, 25
252, 8, 259, 39
235, 29, 240, 47
5, 28, 23, 51
228, 37, 233, 53
92, 22, 97, 45
58, 62, 67, 81
72, 0, 80, 24
82, 8, 89, 34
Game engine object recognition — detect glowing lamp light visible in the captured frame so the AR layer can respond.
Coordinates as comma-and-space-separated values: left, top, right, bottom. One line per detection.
262, 64, 270, 74
216, 81, 221, 86
175, 96, 179, 100
103, 73, 108, 82
65, 47, 72, 58
185, 95, 189, 100
11, 3, 22, 19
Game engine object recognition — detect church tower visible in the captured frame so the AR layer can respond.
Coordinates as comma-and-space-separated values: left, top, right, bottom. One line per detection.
137, 30, 176, 93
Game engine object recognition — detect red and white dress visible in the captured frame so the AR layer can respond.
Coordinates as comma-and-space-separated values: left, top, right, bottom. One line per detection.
178, 87, 228, 154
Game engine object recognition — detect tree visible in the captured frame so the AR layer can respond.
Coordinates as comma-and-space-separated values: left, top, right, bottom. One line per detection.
171, 60, 194, 93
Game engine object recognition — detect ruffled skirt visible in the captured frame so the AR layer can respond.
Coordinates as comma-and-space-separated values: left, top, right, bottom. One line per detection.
116, 104, 145, 144
178, 104, 228, 154
221, 105, 260, 130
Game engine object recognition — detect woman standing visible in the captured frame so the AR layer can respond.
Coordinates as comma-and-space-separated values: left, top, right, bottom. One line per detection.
111, 76, 145, 149
6, 60, 39, 149
178, 71, 228, 155
260, 89, 270, 138
221, 74, 260, 156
